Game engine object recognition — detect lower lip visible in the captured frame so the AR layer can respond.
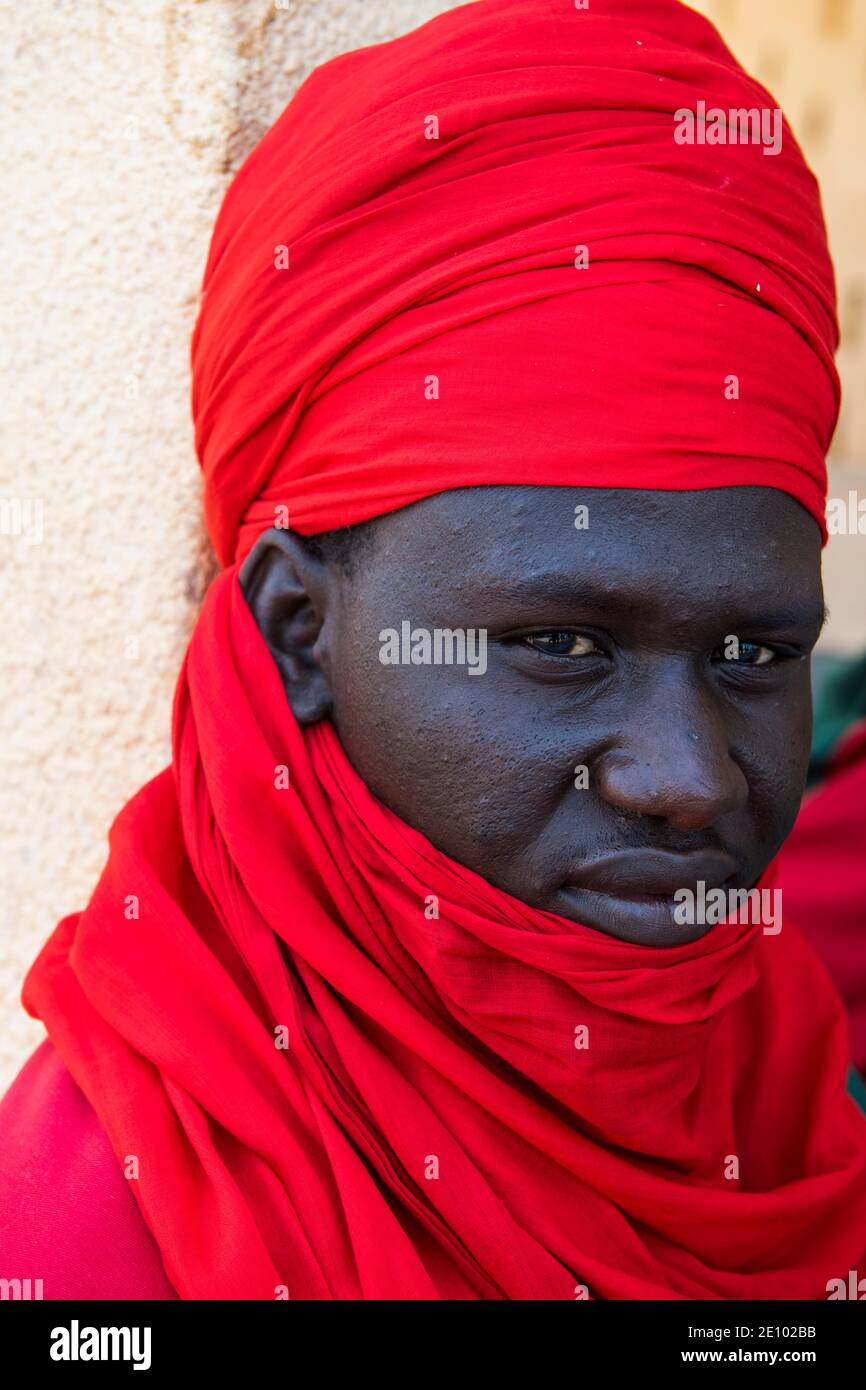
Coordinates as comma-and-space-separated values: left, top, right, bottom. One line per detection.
557, 885, 717, 946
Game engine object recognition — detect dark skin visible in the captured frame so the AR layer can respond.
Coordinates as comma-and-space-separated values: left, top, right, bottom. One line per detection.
240, 486, 825, 946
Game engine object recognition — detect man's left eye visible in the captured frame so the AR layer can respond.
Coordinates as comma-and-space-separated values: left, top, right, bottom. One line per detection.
719, 640, 776, 666
523, 631, 601, 657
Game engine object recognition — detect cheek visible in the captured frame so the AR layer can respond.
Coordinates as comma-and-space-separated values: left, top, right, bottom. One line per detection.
733, 684, 812, 843
328, 647, 568, 870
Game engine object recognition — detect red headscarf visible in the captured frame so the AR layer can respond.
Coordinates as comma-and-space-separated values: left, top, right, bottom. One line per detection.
22, 0, 866, 1299
191, 0, 837, 563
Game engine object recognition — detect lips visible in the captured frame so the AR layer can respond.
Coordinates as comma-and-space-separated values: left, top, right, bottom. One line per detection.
558, 848, 740, 945
568, 848, 738, 896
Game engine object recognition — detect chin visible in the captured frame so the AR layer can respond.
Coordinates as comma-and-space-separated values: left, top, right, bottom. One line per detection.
554, 885, 719, 947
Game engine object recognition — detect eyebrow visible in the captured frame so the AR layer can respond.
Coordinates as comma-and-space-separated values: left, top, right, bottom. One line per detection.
470, 573, 646, 610
463, 572, 830, 634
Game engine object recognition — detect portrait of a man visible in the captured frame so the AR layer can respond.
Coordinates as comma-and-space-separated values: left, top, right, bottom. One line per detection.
2, 0, 866, 1316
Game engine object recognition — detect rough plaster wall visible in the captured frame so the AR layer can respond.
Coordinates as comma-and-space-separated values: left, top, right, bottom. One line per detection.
0, 0, 238, 1088
1, 0, 864, 1090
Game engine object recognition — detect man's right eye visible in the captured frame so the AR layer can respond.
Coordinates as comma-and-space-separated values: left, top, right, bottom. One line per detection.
522, 631, 602, 658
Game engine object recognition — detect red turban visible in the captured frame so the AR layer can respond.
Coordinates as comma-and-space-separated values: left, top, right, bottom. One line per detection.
18, 0, 866, 1301
191, 0, 838, 565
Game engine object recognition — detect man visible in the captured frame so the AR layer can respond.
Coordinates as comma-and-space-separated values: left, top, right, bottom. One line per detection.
2, 0, 866, 1299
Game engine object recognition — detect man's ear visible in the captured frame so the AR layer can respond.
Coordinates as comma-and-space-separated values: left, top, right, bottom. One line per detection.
238, 527, 334, 726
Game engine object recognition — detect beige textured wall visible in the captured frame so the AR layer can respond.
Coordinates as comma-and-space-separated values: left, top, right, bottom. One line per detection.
1, 0, 864, 1090
696, 0, 866, 651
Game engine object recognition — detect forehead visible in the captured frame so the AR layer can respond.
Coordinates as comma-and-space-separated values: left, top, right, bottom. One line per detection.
362, 484, 823, 623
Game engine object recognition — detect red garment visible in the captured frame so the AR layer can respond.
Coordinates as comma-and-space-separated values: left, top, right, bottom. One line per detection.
780, 721, 866, 1076
19, 570, 866, 1299
9, 0, 862, 1299
0, 1041, 175, 1300
191, 0, 838, 565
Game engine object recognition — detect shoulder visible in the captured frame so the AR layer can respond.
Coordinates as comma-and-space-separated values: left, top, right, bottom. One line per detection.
0, 1039, 176, 1300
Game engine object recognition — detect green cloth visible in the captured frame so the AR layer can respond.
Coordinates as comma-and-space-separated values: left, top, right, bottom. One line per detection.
847, 1066, 866, 1118
808, 649, 866, 786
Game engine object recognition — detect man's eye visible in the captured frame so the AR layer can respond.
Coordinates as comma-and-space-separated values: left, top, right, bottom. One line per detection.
523, 631, 601, 657
718, 640, 776, 666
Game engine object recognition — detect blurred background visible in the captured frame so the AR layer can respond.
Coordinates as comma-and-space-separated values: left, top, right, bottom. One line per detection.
1, 0, 864, 1088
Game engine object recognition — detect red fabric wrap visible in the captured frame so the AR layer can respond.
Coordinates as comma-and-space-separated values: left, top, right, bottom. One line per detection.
17, 0, 863, 1300
191, 0, 838, 565
21, 571, 866, 1298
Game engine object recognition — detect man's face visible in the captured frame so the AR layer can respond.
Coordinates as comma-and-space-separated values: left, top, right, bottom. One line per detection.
248, 485, 825, 946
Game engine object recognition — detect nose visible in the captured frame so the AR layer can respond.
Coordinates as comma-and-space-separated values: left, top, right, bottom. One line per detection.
592, 666, 749, 831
